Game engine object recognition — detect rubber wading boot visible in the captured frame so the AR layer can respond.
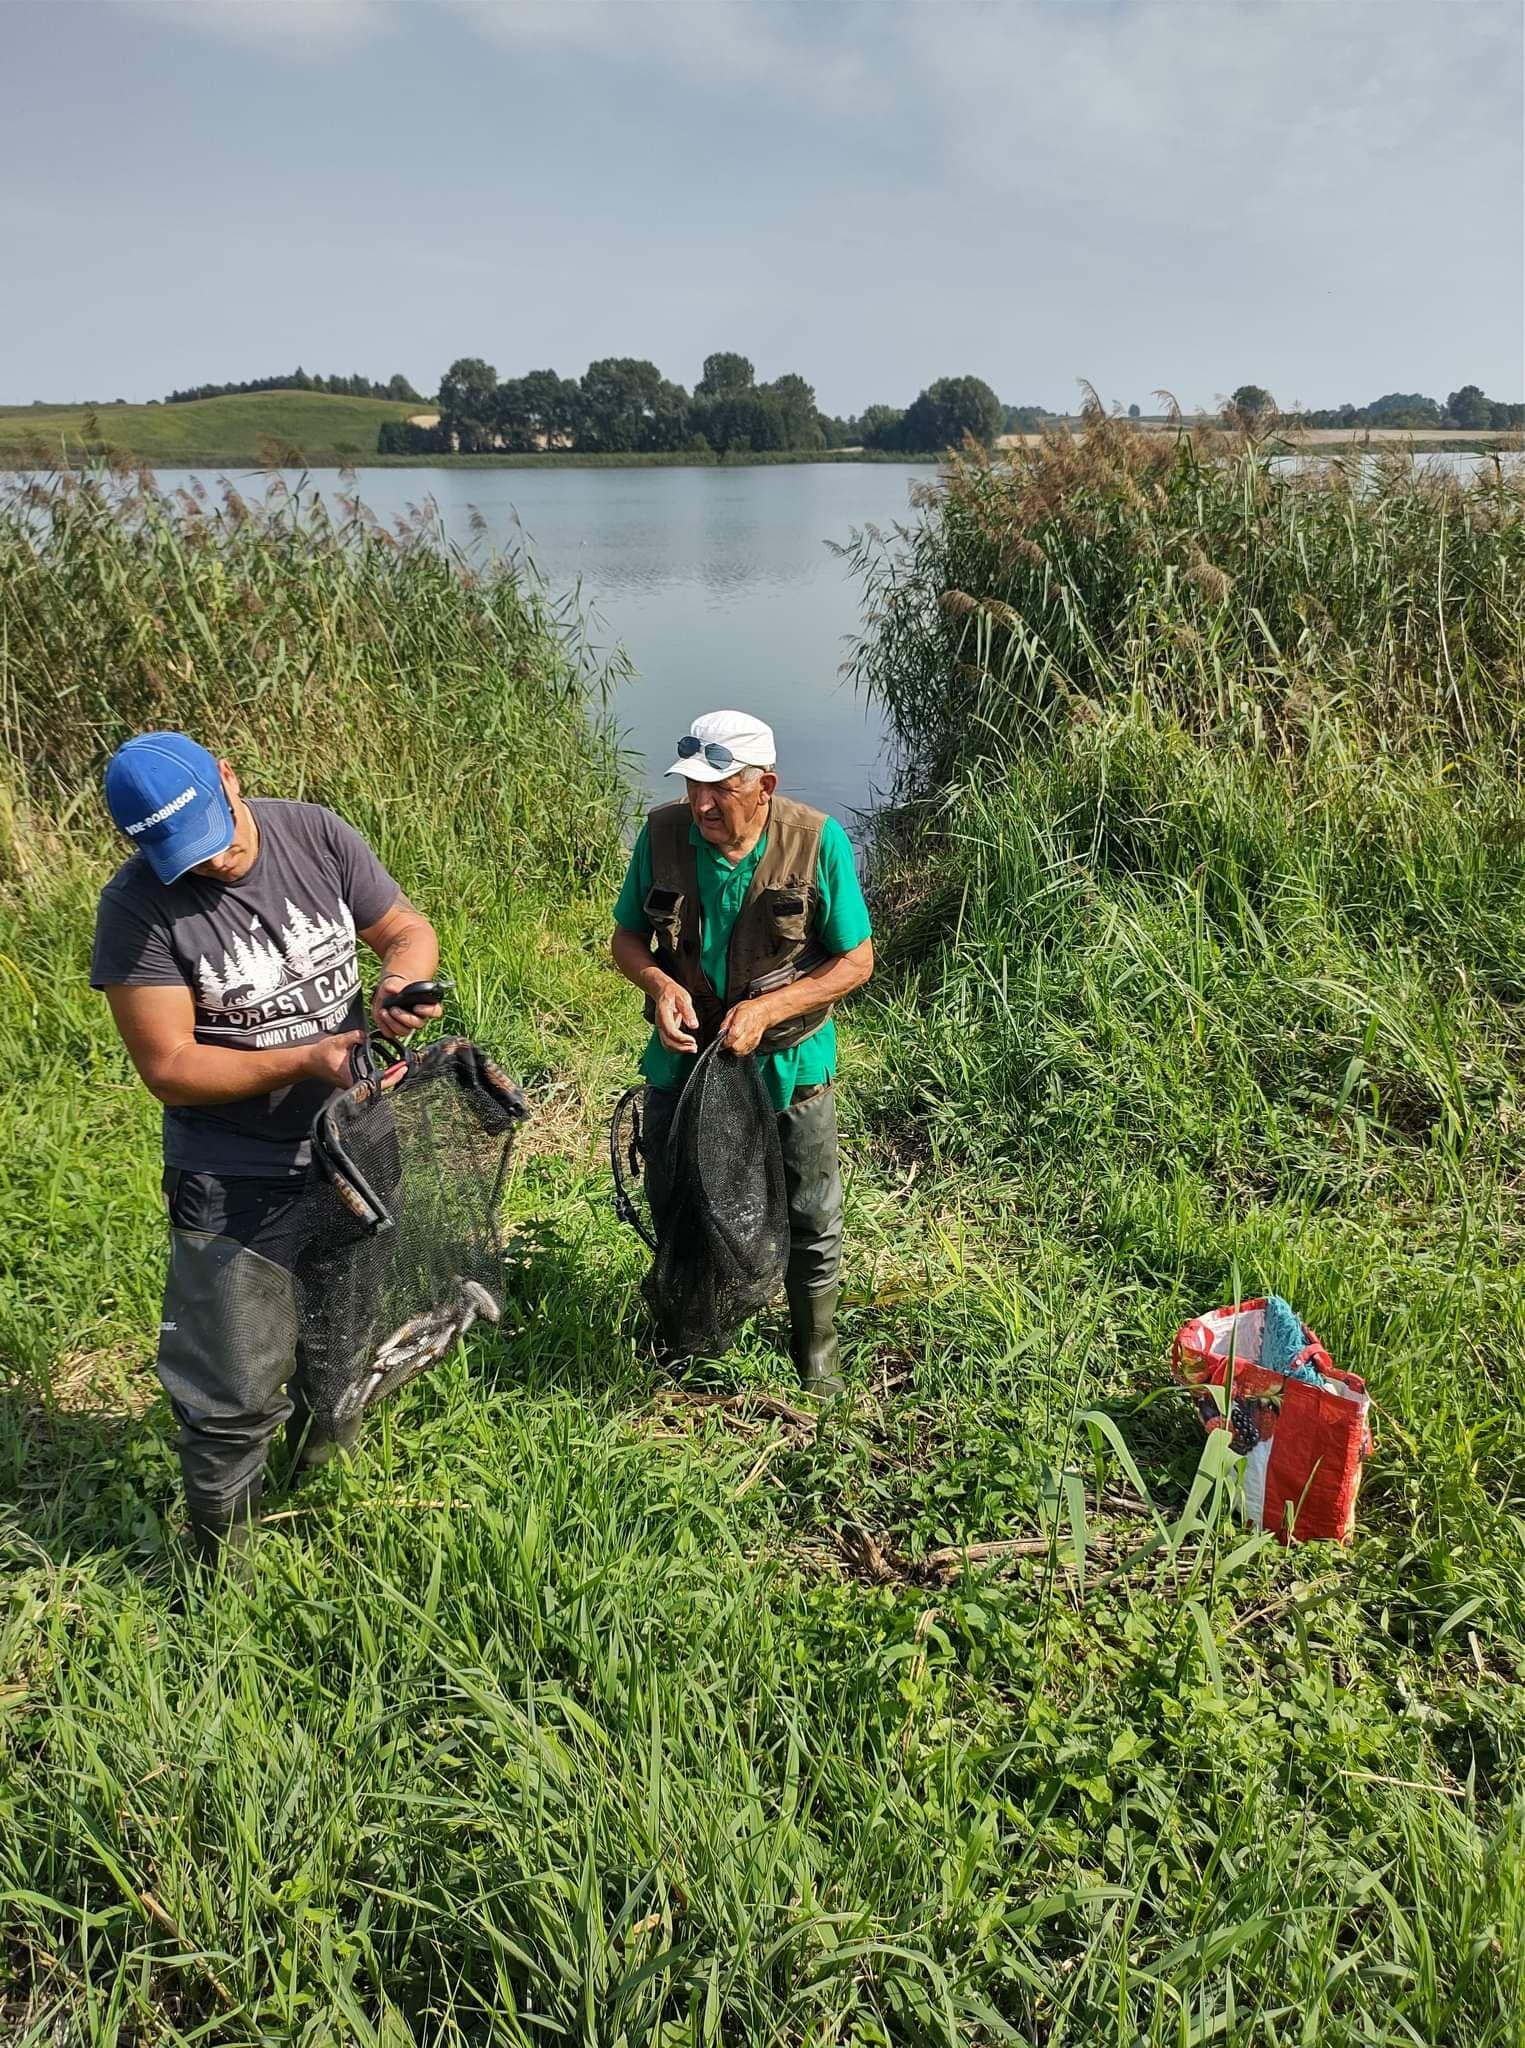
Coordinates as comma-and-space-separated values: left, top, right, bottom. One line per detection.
787, 1277, 846, 1402
187, 1485, 262, 1576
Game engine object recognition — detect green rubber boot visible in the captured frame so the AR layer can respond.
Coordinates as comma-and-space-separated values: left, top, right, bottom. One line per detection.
787, 1277, 846, 1403
289, 1414, 363, 1473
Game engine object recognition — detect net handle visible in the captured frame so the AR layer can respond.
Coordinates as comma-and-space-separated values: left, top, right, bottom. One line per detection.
309, 1102, 396, 1233
347, 1032, 412, 1096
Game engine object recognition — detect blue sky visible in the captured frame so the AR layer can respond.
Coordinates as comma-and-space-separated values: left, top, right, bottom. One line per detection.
3, 0, 1520, 414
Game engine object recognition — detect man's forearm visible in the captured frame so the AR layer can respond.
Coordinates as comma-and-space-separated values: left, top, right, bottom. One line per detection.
611, 926, 673, 1002
755, 945, 874, 1027
373, 921, 439, 997
148, 1038, 327, 1108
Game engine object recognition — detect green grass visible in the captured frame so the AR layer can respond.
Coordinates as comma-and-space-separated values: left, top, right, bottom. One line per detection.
1, 453, 1522, 2044
0, 391, 422, 469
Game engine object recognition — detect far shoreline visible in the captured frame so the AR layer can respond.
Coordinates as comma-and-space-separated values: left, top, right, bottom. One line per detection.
0, 445, 941, 475
0, 431, 1515, 475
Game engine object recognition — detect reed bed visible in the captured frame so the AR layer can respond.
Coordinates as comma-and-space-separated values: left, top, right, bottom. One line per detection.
844, 409, 1525, 784
1, 455, 1522, 2044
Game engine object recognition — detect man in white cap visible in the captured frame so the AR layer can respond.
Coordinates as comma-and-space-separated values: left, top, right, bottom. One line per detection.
610, 710, 874, 1396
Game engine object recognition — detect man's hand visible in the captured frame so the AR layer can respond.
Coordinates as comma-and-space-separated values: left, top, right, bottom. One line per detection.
654, 980, 700, 1054
371, 976, 444, 1036
718, 996, 777, 1057
305, 1030, 367, 1088
359, 900, 441, 1037
608, 928, 701, 1055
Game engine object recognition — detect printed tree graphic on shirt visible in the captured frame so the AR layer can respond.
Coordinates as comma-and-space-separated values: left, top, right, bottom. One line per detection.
222, 919, 285, 1004
194, 897, 356, 1012
283, 898, 323, 978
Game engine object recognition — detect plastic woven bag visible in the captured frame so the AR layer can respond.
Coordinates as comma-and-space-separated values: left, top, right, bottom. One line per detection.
1172, 1298, 1372, 1544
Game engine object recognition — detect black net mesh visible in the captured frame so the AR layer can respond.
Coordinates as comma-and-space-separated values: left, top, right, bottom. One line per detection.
643, 1043, 789, 1357
293, 1038, 527, 1431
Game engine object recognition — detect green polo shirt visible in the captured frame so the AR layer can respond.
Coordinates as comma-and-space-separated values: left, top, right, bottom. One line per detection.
613, 811, 872, 1111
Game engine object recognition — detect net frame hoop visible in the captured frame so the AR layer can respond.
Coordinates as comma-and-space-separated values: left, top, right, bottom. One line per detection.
311, 1035, 527, 1239
610, 1085, 657, 1249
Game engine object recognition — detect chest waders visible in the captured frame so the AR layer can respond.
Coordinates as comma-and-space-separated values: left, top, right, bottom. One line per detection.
624, 797, 847, 1399
160, 1035, 528, 1561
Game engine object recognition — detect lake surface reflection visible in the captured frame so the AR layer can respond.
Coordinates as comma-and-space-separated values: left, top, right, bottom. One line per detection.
155, 462, 931, 826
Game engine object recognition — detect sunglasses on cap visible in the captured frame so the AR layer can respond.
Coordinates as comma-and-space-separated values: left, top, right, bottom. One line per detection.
677, 735, 740, 770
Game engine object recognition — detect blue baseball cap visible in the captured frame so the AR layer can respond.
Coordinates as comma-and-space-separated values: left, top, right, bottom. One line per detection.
103, 732, 235, 885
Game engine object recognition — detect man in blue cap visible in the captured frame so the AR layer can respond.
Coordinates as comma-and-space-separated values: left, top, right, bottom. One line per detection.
92, 732, 443, 1560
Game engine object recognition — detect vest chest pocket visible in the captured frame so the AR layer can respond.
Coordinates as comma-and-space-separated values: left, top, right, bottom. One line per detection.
766, 887, 813, 944
643, 886, 686, 949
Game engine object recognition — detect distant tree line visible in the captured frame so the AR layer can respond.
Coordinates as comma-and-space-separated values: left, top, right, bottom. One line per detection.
1227, 383, 1524, 432
1003, 403, 1060, 433
165, 368, 425, 405
381, 353, 1011, 457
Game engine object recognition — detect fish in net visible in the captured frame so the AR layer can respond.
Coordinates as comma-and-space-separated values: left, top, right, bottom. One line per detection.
293, 1037, 528, 1432
641, 1040, 789, 1357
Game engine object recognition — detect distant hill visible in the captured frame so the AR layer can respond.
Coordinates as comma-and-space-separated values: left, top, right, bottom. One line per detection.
0, 390, 421, 467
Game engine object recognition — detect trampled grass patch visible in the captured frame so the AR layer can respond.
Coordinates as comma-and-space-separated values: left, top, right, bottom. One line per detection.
1, 458, 1522, 2043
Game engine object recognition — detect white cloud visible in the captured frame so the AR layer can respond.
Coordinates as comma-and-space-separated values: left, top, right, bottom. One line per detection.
449, 0, 876, 97
454, 0, 785, 71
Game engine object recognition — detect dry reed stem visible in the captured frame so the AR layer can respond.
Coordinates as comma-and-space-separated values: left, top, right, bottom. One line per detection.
260, 1499, 452, 1523
731, 1438, 791, 1499
646, 1389, 820, 1441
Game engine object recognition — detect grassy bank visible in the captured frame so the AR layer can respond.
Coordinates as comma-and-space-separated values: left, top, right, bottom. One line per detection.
2, 444, 1523, 2044
0, 438, 937, 475
844, 415, 1525, 2034
0, 392, 421, 470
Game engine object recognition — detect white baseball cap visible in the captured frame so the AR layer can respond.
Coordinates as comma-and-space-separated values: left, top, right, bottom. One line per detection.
665, 709, 777, 784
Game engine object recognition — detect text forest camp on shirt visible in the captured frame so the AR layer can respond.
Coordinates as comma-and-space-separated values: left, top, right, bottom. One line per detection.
193, 897, 362, 1050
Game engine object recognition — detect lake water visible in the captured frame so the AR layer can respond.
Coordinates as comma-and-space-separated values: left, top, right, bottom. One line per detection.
155, 463, 931, 825
145, 449, 1519, 822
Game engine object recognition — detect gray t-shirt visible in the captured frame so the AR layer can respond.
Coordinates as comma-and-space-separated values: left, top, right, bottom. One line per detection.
91, 798, 401, 1175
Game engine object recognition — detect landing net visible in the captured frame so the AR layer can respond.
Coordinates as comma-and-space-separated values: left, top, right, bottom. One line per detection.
293, 1037, 528, 1431
642, 1041, 789, 1357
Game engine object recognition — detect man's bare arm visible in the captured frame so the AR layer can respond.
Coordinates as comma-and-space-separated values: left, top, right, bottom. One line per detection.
360, 897, 441, 1033
105, 984, 361, 1107
610, 926, 700, 1053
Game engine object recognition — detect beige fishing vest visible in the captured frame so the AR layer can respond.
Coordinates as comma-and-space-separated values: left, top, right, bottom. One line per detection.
641, 794, 833, 1054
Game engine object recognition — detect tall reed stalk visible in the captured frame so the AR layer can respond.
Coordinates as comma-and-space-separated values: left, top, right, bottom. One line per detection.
843, 409, 1525, 790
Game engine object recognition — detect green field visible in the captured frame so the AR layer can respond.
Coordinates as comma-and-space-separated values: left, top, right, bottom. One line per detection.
1, 437, 1522, 2044
0, 390, 421, 468
0, 395, 930, 471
